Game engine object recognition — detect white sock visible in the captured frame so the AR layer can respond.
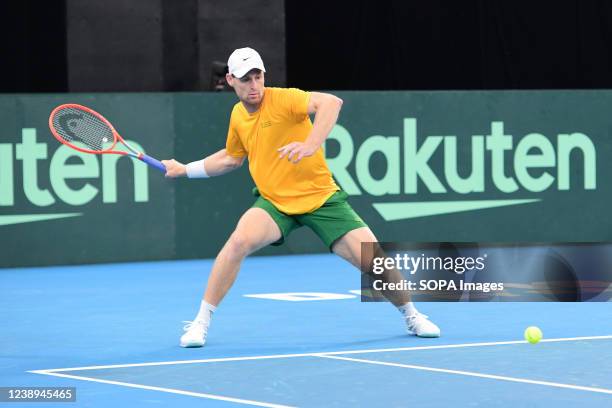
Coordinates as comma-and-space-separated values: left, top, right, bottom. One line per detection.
397, 302, 418, 317
194, 301, 216, 324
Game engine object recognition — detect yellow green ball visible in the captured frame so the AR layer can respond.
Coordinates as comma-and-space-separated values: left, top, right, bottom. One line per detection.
524, 326, 543, 344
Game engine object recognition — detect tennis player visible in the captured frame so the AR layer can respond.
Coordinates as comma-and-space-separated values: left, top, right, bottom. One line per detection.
162, 47, 440, 347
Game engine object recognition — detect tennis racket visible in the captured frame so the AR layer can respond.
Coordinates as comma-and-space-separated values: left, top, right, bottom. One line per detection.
48, 104, 166, 172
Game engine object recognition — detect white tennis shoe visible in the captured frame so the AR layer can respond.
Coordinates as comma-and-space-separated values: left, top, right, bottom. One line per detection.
180, 320, 208, 348
405, 312, 441, 338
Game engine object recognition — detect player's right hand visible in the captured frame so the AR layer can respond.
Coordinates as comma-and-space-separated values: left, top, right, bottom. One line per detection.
161, 159, 187, 178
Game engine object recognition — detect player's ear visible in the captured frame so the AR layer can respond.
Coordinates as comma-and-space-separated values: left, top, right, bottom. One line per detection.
225, 73, 234, 87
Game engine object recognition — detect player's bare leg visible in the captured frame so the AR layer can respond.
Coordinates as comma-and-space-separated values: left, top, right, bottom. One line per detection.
331, 227, 410, 306
181, 208, 281, 347
204, 208, 281, 305
332, 227, 441, 338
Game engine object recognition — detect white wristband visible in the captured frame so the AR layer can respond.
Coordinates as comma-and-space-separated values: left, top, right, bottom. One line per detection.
186, 159, 209, 178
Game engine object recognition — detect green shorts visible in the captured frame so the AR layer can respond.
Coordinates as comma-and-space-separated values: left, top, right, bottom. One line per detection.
252, 189, 368, 250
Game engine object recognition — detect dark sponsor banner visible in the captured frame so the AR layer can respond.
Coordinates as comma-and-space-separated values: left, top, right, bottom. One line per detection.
0, 94, 176, 267
360, 242, 612, 302
328, 90, 612, 242
3, 90, 612, 267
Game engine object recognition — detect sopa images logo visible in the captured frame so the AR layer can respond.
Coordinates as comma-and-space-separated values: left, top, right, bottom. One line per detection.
0, 128, 150, 226
325, 118, 596, 221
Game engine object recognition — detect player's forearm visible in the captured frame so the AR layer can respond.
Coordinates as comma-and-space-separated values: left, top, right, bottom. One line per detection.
305, 96, 343, 148
164, 149, 243, 178
201, 149, 245, 176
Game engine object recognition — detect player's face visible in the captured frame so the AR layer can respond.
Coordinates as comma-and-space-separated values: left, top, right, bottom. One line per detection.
227, 69, 265, 109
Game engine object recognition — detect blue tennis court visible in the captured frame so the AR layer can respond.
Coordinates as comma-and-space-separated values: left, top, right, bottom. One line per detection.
1, 254, 611, 407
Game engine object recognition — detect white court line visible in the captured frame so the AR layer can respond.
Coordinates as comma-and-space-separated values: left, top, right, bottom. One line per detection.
317, 354, 612, 395
29, 335, 612, 405
30, 334, 612, 373
33, 372, 295, 408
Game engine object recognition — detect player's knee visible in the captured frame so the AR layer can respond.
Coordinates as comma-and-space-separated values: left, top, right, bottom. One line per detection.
224, 232, 254, 260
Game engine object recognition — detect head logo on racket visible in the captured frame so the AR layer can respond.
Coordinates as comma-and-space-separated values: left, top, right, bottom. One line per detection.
49, 104, 166, 172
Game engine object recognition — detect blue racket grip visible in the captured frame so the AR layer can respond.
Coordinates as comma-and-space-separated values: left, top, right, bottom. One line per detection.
139, 153, 166, 172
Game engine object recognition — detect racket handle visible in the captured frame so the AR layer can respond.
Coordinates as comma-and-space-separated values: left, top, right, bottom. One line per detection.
138, 153, 166, 172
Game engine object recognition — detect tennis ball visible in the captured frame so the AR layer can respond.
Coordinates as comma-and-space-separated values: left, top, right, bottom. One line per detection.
524, 326, 543, 344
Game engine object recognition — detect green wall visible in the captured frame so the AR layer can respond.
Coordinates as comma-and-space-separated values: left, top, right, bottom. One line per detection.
1, 91, 609, 267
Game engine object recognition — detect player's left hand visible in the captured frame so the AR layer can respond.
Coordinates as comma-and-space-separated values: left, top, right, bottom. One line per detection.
278, 142, 318, 163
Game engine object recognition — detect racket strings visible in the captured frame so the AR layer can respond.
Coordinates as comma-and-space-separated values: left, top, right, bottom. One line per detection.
51, 107, 114, 151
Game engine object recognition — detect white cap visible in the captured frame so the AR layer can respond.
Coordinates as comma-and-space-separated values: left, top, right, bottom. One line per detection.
227, 47, 266, 78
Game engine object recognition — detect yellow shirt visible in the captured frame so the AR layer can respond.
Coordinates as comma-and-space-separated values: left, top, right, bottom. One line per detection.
225, 87, 339, 214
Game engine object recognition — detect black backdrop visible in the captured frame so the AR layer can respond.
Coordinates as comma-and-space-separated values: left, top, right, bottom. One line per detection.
286, 0, 612, 90
2, 0, 612, 92
0, 1, 67, 92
